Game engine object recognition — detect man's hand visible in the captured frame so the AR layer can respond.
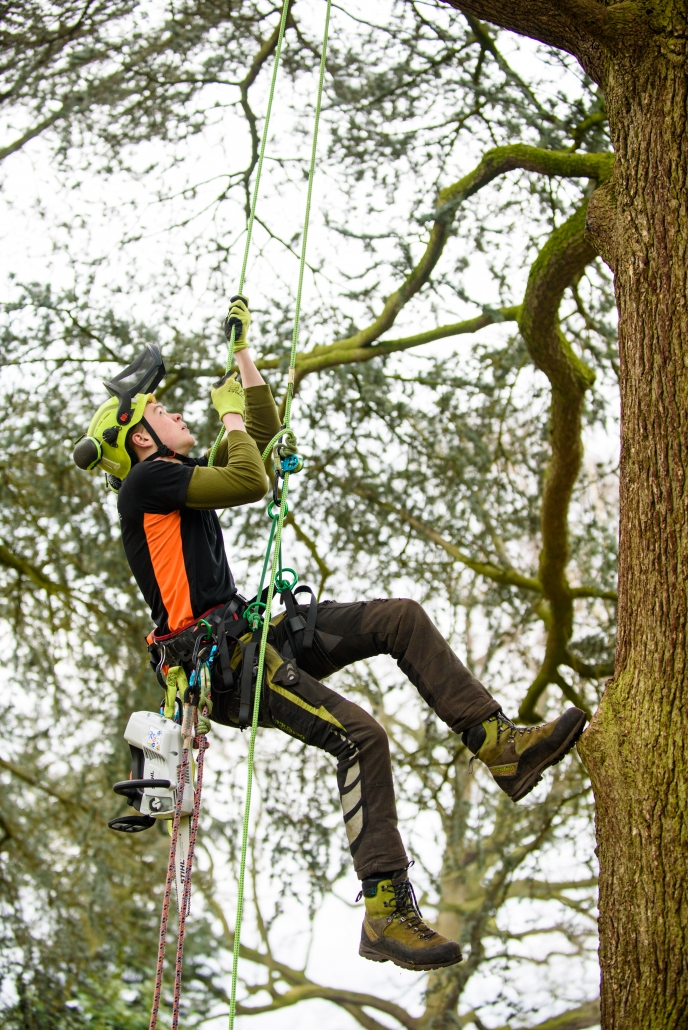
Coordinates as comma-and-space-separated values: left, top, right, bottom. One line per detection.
211, 372, 245, 421
223, 294, 251, 352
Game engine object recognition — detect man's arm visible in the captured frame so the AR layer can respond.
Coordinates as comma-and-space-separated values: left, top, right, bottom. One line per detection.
185, 430, 268, 509
235, 350, 282, 454
185, 348, 279, 510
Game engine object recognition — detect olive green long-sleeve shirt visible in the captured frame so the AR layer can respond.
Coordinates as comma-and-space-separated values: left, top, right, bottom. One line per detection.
185, 385, 281, 510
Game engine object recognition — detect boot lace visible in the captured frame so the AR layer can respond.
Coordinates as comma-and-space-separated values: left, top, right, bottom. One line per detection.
492, 711, 539, 744
384, 879, 437, 940
469, 712, 537, 774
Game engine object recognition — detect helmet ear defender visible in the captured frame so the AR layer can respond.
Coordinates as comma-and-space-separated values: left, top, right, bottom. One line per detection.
73, 435, 103, 471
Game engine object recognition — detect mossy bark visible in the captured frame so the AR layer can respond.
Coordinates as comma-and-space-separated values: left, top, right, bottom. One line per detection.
442, 0, 688, 1026
580, 26, 688, 1030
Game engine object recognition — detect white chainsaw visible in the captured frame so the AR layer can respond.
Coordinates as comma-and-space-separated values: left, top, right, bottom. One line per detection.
109, 710, 195, 908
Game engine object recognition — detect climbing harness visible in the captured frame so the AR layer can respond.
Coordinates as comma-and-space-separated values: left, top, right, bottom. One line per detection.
108, 0, 332, 1024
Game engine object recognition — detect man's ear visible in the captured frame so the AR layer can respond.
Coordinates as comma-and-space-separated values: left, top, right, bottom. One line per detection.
130, 427, 152, 449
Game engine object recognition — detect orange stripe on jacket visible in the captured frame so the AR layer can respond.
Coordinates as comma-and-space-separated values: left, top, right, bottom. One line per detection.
143, 512, 193, 633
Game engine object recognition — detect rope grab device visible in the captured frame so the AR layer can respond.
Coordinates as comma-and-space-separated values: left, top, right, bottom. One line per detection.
105, 2, 333, 1027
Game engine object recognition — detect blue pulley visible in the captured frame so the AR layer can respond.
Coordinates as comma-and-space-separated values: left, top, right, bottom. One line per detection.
280, 453, 303, 474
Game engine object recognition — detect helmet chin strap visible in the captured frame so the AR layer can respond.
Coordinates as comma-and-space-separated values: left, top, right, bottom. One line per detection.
139, 416, 176, 460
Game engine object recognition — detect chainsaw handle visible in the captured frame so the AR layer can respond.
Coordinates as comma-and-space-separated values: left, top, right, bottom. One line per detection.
113, 778, 172, 795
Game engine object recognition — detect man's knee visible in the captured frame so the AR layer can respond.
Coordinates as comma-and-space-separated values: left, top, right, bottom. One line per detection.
358, 710, 391, 757
362, 597, 430, 652
333, 697, 390, 754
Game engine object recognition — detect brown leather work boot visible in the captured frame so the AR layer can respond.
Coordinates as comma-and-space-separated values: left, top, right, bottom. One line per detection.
462, 708, 587, 802
358, 870, 462, 971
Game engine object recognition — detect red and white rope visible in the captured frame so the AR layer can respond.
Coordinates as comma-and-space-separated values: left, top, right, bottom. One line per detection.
148, 701, 209, 1030
171, 713, 209, 1028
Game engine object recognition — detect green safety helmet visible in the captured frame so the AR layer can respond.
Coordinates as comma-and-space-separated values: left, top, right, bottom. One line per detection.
73, 344, 168, 490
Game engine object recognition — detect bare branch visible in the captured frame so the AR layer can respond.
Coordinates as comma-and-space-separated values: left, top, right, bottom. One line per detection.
195, 971, 419, 1029
237, 6, 297, 210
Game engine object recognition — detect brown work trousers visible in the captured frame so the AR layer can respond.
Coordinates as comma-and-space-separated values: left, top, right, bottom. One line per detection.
216, 598, 500, 881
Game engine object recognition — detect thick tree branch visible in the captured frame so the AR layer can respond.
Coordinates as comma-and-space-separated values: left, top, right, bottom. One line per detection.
429, 146, 612, 224
180, 307, 522, 387
0, 757, 91, 812
345, 482, 543, 594
440, 0, 646, 77
293, 146, 611, 383
198, 893, 418, 1029
563, 650, 614, 680
289, 306, 521, 379
0, 540, 70, 595
78, 144, 612, 395
492, 998, 600, 1030
339, 1002, 396, 1030
195, 970, 418, 1029
571, 584, 617, 601
517, 202, 597, 720
0, 103, 77, 163
506, 876, 598, 900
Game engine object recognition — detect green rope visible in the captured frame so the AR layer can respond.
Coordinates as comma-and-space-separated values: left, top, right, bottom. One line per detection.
280, 0, 331, 432
227, 3, 331, 1027
208, 0, 292, 468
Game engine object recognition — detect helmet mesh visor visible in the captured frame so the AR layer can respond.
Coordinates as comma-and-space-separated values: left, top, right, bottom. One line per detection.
104, 345, 165, 401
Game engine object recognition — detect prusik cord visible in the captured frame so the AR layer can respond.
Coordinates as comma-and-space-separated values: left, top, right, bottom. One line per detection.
227, 3, 332, 1027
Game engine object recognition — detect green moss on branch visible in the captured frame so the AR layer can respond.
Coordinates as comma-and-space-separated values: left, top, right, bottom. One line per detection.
518, 203, 598, 720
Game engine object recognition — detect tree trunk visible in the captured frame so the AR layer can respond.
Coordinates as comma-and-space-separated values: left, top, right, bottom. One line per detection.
440, 1, 688, 1026
579, 25, 688, 1030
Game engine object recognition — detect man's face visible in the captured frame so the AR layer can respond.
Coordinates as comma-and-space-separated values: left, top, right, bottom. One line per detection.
133, 400, 195, 456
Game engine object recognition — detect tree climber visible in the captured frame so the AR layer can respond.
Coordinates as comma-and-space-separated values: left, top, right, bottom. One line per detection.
74, 297, 587, 973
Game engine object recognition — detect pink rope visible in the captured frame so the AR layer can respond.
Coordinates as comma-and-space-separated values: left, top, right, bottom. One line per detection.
171, 710, 209, 1029
149, 746, 189, 1030
148, 701, 210, 1030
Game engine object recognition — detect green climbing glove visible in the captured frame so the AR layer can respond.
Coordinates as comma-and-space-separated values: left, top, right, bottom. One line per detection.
211, 371, 245, 421
223, 294, 251, 352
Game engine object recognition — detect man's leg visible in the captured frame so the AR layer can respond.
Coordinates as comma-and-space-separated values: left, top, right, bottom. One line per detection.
266, 657, 407, 879
265, 657, 462, 970
281, 598, 499, 729
276, 598, 586, 802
